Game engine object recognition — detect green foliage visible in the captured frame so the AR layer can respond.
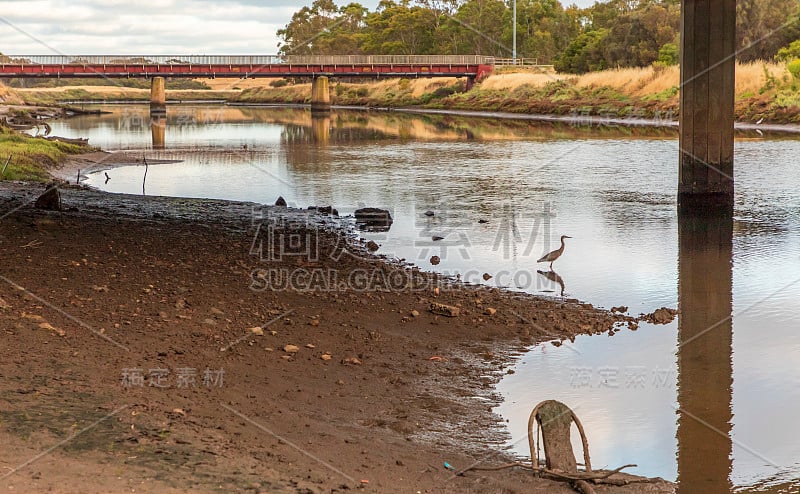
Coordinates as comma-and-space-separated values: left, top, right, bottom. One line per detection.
270, 79, 290, 88
787, 59, 800, 79
777, 40, 800, 61
555, 28, 609, 73
657, 43, 679, 66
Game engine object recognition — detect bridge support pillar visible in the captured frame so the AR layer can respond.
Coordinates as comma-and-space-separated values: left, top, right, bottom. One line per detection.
311, 76, 331, 114
465, 76, 476, 91
678, 0, 735, 211
150, 76, 166, 115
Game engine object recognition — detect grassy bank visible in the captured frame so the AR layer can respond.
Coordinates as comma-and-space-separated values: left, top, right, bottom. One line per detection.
230, 62, 800, 124
7, 61, 800, 124
0, 126, 92, 181
17, 87, 240, 106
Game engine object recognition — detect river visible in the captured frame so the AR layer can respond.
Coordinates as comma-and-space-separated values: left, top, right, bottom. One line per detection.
48, 104, 800, 492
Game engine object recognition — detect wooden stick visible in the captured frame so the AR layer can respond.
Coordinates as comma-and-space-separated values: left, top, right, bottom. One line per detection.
1, 155, 11, 177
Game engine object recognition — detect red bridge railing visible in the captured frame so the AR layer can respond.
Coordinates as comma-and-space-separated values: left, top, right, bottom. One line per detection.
0, 55, 495, 66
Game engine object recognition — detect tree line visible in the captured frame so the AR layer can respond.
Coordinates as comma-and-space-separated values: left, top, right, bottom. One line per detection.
278, 0, 800, 73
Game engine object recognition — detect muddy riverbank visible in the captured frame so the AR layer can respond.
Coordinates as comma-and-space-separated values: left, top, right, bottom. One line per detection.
0, 180, 673, 493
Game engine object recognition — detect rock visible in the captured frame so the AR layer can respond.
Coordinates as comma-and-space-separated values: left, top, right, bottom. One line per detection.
315, 205, 338, 216
477, 219, 489, 224
275, 196, 287, 206
321, 353, 332, 361
429, 303, 460, 317
202, 318, 216, 325
482, 273, 492, 281
34, 183, 62, 211
305, 343, 316, 349
365, 240, 379, 252
429, 255, 440, 265
424, 210, 435, 217
484, 307, 497, 316
641, 307, 678, 325
310, 319, 320, 326
354, 208, 393, 232
210, 307, 224, 315
284, 344, 300, 353
249, 326, 264, 335
91, 285, 109, 292
343, 357, 362, 365
432, 236, 444, 241
39, 322, 65, 336
0, 297, 10, 309
410, 309, 420, 317
611, 306, 628, 313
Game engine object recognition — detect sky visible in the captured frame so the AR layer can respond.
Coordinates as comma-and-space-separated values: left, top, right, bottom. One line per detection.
0, 0, 595, 56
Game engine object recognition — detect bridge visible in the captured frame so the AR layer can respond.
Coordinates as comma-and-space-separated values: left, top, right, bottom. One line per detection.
0, 55, 494, 79
0, 54, 496, 115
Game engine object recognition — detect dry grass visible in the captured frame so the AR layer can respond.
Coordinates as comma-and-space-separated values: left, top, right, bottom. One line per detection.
195, 78, 271, 90
735, 62, 788, 94
0, 82, 23, 105
479, 72, 566, 90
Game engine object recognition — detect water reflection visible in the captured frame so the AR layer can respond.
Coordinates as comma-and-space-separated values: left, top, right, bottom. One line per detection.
151, 115, 166, 149
676, 207, 734, 493
537, 269, 565, 296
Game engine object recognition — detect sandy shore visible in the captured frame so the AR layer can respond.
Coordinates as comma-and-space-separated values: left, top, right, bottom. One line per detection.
0, 181, 674, 493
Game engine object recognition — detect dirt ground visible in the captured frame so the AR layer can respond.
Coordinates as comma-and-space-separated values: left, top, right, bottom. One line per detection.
0, 180, 674, 493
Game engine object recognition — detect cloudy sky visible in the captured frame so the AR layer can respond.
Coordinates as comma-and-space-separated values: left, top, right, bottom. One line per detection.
0, 0, 596, 56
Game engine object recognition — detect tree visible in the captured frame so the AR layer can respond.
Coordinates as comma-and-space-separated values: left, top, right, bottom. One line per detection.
277, 0, 368, 55
737, 0, 800, 62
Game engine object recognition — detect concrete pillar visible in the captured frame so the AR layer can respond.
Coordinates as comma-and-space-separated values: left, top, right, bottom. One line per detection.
310, 76, 331, 114
151, 115, 166, 149
678, 0, 736, 210
676, 209, 733, 493
150, 76, 166, 115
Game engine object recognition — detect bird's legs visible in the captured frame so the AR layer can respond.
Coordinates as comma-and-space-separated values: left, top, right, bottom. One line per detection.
549, 261, 554, 270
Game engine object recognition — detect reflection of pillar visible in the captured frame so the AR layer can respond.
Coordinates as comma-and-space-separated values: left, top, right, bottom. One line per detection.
678, 0, 735, 208
676, 207, 733, 494
150, 77, 166, 115
310, 115, 330, 146
310, 76, 331, 114
151, 116, 166, 149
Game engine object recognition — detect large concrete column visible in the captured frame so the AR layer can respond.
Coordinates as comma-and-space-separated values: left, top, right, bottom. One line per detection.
310, 76, 331, 114
676, 208, 733, 493
150, 76, 166, 115
678, 0, 736, 210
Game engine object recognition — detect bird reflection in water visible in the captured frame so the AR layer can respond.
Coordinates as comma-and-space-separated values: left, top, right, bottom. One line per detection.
537, 269, 565, 296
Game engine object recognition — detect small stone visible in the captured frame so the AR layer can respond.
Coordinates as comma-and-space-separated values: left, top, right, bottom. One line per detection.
281, 355, 292, 360
249, 326, 264, 335
210, 307, 224, 315
343, 357, 362, 365
410, 309, 420, 317
484, 307, 497, 316
321, 353, 332, 360
482, 273, 492, 281
429, 302, 459, 317
432, 236, 444, 241
92, 285, 109, 292
275, 196, 287, 207
284, 344, 300, 353
366, 240, 379, 252
310, 319, 320, 327
424, 210, 435, 217
202, 318, 216, 325
305, 343, 316, 349
429, 255, 440, 265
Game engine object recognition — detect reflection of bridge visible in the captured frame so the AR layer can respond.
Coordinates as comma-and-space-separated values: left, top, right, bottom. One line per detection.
0, 55, 494, 79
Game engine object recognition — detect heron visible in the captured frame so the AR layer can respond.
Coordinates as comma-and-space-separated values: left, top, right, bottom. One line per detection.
537, 235, 572, 269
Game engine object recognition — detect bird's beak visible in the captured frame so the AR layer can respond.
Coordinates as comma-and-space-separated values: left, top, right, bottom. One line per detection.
565, 236, 572, 238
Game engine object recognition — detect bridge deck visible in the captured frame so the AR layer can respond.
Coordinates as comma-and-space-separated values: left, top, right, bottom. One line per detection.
0, 55, 495, 79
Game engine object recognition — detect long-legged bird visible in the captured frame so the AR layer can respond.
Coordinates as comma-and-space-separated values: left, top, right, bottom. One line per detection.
537, 235, 572, 269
